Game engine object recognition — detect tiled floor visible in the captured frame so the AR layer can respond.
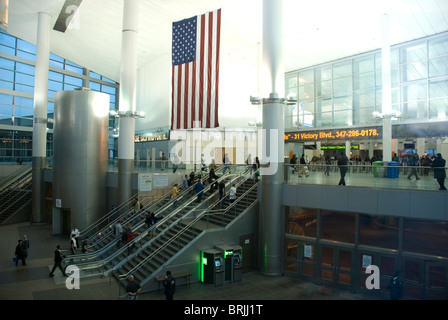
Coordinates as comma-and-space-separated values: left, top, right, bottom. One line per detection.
0, 222, 379, 301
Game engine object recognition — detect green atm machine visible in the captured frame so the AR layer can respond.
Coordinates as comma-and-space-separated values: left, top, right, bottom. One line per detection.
215, 245, 242, 283
201, 249, 224, 286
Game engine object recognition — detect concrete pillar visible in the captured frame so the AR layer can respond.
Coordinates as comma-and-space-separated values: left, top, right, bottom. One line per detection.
118, 0, 139, 204
259, 0, 285, 277
31, 12, 51, 223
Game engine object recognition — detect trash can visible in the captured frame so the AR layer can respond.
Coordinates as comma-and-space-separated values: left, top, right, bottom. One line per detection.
373, 161, 384, 177
387, 161, 399, 178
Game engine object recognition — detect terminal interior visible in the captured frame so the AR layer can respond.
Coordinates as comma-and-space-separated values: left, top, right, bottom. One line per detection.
0, 0, 447, 301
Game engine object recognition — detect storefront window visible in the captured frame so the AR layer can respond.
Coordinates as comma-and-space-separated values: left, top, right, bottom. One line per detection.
403, 218, 448, 258
321, 210, 355, 244
285, 207, 317, 238
359, 214, 399, 249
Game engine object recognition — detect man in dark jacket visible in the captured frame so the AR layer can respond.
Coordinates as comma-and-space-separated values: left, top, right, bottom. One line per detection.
49, 245, 67, 277
338, 152, 349, 185
15, 240, 26, 266
163, 271, 176, 300
431, 153, 447, 190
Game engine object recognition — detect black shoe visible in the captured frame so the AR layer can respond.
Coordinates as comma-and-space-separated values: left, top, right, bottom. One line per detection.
49, 274, 54, 277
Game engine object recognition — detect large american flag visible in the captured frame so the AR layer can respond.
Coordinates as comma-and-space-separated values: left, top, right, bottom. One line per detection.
171, 9, 221, 130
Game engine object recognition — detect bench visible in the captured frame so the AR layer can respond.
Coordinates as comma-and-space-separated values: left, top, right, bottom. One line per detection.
156, 272, 192, 292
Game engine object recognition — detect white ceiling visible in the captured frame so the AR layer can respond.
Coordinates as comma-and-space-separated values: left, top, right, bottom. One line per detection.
6, 0, 448, 82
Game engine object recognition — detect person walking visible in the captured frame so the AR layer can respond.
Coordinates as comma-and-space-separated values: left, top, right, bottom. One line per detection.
14, 240, 26, 266
163, 271, 176, 300
49, 245, 67, 277
431, 153, 447, 190
407, 154, 420, 180
337, 152, 349, 186
229, 184, 237, 204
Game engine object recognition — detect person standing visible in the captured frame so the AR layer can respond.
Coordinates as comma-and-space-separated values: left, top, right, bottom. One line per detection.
431, 153, 447, 190
22, 235, 30, 260
229, 184, 237, 204
337, 152, 349, 186
70, 226, 80, 248
134, 198, 141, 214
163, 271, 176, 300
14, 240, 26, 266
126, 275, 141, 300
387, 271, 403, 300
195, 178, 204, 202
49, 245, 67, 277
218, 178, 226, 208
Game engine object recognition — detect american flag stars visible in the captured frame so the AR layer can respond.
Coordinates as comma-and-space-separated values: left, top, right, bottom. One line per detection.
172, 17, 197, 65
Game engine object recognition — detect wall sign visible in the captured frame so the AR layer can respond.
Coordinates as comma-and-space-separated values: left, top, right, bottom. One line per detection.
285, 127, 382, 142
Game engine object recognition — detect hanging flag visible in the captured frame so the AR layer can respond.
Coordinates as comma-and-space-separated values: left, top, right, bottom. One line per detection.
171, 8, 221, 130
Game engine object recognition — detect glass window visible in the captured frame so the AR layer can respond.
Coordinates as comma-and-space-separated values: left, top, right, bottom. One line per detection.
64, 75, 82, 86
354, 72, 374, 91
285, 207, 317, 238
299, 83, 314, 99
90, 71, 101, 80
49, 71, 63, 82
15, 72, 34, 86
287, 76, 297, 89
0, 94, 13, 105
316, 80, 332, 97
299, 69, 314, 85
333, 76, 352, 94
0, 79, 14, 90
14, 106, 33, 117
0, 104, 13, 116
333, 61, 352, 78
354, 56, 374, 74
316, 65, 332, 82
0, 57, 15, 70
14, 96, 33, 108
402, 61, 428, 81
89, 81, 101, 91
359, 215, 399, 249
403, 218, 448, 258
0, 31, 16, 47
321, 211, 355, 243
14, 84, 34, 94
0, 69, 14, 82
102, 84, 116, 95
15, 62, 35, 75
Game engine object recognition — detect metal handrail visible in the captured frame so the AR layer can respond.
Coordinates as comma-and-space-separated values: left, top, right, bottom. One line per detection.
117, 171, 259, 281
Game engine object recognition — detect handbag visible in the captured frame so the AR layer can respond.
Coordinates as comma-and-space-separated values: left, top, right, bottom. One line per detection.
12, 256, 19, 262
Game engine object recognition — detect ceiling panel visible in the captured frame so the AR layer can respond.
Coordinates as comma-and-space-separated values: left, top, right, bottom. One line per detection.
5, 0, 448, 82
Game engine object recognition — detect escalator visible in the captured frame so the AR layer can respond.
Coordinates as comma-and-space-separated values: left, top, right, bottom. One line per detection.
62, 166, 232, 277
114, 171, 259, 296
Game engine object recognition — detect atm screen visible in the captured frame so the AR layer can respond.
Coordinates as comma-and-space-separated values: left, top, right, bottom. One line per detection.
215, 259, 221, 267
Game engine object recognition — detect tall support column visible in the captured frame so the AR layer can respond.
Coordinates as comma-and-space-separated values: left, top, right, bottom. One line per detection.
32, 12, 51, 223
259, 0, 285, 277
381, 13, 392, 162
118, 0, 139, 204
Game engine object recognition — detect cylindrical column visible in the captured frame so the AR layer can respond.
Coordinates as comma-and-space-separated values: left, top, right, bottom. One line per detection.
32, 12, 51, 223
118, 0, 139, 204
259, 0, 285, 277
382, 13, 392, 162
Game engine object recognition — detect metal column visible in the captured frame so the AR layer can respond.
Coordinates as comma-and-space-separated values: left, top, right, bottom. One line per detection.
259, 0, 285, 277
31, 12, 51, 223
118, 0, 139, 203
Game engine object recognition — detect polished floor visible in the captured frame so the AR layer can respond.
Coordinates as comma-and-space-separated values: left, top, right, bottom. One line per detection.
0, 221, 381, 302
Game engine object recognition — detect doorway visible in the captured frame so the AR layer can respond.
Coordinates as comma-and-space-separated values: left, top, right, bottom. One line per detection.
319, 245, 353, 289
61, 208, 71, 236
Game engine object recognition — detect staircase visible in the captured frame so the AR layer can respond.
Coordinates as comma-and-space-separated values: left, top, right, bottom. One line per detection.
113, 175, 258, 297
0, 164, 32, 224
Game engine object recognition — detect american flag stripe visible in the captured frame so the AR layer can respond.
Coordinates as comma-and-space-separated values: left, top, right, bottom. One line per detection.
171, 9, 221, 130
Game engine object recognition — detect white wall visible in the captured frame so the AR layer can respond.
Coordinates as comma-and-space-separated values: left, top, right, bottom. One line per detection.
135, 55, 260, 132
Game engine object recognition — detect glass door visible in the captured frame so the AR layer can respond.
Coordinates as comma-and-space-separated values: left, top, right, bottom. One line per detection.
319, 245, 353, 289
424, 262, 448, 300
297, 241, 316, 280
